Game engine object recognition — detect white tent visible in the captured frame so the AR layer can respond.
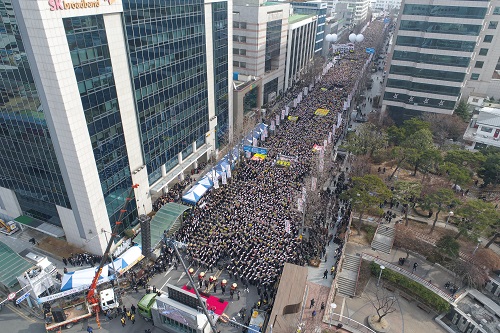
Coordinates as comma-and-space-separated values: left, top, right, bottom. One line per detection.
60, 266, 110, 291
108, 245, 143, 275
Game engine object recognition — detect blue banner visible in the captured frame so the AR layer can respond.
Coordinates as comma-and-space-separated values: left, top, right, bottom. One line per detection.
365, 48, 375, 54
243, 145, 268, 155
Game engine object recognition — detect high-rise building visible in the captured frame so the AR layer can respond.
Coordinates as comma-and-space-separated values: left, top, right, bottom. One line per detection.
382, 0, 490, 121
462, 2, 500, 101
232, 0, 289, 130
0, 0, 231, 254
290, 1, 327, 54
338, 0, 370, 26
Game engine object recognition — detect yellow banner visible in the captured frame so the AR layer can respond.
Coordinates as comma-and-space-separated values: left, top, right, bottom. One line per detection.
276, 160, 291, 167
288, 116, 299, 121
315, 108, 330, 116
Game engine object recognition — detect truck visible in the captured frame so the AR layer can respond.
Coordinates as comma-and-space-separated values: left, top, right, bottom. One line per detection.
44, 294, 92, 331
137, 293, 157, 321
248, 309, 266, 332
0, 219, 18, 235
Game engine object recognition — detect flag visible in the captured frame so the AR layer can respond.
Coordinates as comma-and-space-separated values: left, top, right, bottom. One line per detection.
270, 120, 275, 131
276, 114, 280, 126
281, 109, 285, 120
285, 106, 289, 116
226, 164, 231, 178
221, 171, 227, 185
213, 171, 219, 189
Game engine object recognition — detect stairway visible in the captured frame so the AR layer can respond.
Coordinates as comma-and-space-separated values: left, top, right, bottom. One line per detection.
371, 225, 395, 254
337, 254, 361, 297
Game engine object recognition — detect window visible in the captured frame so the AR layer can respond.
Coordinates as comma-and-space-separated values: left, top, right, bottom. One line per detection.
240, 49, 246, 56
481, 126, 493, 133
233, 48, 239, 54
471, 73, 480, 80
472, 98, 479, 103
494, 7, 500, 15
233, 61, 246, 68
479, 48, 488, 56
488, 21, 498, 29
484, 35, 493, 42
240, 22, 247, 29
475, 61, 484, 68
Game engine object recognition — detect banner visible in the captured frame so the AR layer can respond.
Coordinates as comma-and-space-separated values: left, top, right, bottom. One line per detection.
245, 151, 251, 158
332, 125, 336, 136
302, 187, 307, 202
285, 106, 289, 116
293, 99, 297, 108
315, 108, 330, 116
288, 116, 299, 122
226, 164, 231, 178
276, 114, 280, 126
311, 177, 317, 192
324, 139, 328, 148
328, 132, 332, 144
270, 120, 275, 131
276, 160, 291, 167
213, 171, 219, 189
261, 132, 265, 142
281, 109, 285, 120
221, 171, 227, 185
337, 113, 342, 127
243, 145, 268, 155
253, 137, 258, 147
285, 220, 291, 234
319, 158, 324, 173
297, 198, 303, 213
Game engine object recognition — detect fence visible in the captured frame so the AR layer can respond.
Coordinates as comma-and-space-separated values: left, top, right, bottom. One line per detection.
327, 312, 376, 333
360, 253, 455, 303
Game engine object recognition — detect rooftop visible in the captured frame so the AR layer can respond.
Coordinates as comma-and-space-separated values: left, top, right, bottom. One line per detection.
288, 13, 315, 24
476, 107, 500, 128
455, 291, 500, 333
0, 240, 33, 288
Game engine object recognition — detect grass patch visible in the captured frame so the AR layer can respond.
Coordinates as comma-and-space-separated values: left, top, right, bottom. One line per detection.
362, 224, 376, 243
370, 262, 450, 313
355, 259, 372, 296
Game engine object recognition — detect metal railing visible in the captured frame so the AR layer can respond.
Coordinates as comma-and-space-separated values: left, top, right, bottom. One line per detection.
361, 253, 455, 303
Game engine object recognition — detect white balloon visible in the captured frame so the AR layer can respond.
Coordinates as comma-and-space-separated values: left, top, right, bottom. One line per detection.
331, 34, 338, 42
325, 34, 333, 42
349, 33, 356, 42
355, 34, 364, 43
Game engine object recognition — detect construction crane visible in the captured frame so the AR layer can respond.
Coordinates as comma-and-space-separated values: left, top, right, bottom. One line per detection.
86, 183, 139, 329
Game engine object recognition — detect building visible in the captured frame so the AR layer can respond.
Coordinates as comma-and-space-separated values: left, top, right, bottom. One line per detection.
463, 105, 500, 150
232, 0, 290, 131
381, 0, 490, 122
462, 1, 500, 102
0, 0, 231, 254
370, 0, 401, 12
290, 1, 327, 54
337, 0, 370, 26
284, 14, 318, 91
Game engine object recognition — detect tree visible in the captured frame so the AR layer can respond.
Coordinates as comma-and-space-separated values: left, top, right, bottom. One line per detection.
342, 123, 388, 157
420, 188, 459, 234
393, 181, 422, 226
454, 199, 499, 240
440, 162, 472, 186
366, 287, 397, 323
423, 113, 468, 146
387, 118, 430, 146
388, 128, 434, 180
436, 235, 460, 259
340, 175, 392, 235
454, 100, 471, 122
444, 149, 485, 173
478, 153, 500, 186
485, 232, 499, 248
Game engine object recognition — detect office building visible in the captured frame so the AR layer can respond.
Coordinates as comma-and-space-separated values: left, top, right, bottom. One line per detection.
382, 0, 490, 121
290, 1, 327, 54
232, 0, 289, 130
462, 2, 500, 102
338, 0, 370, 26
284, 14, 318, 91
370, 0, 401, 12
0, 0, 231, 254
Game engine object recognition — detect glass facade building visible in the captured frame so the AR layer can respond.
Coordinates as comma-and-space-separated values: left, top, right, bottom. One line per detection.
290, 1, 327, 54
0, 0, 230, 254
0, 0, 69, 226
382, 0, 488, 121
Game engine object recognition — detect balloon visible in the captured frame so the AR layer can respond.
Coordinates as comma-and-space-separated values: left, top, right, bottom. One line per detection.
355, 34, 364, 43
349, 33, 356, 43
325, 34, 333, 42
331, 34, 338, 42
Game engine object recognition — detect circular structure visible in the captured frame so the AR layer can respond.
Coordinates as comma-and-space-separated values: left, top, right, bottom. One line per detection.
367, 315, 390, 333
325, 34, 333, 42
355, 34, 364, 42
222, 279, 227, 286
188, 268, 194, 275
231, 283, 238, 290
7, 292, 16, 301
349, 33, 356, 42
331, 34, 338, 42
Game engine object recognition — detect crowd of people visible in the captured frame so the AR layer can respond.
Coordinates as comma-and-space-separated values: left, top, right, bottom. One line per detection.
63, 252, 103, 268
170, 21, 386, 293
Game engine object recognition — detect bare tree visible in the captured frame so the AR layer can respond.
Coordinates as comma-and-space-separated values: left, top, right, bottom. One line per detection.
366, 287, 398, 323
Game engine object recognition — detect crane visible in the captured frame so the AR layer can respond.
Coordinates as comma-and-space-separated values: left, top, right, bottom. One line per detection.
86, 183, 139, 329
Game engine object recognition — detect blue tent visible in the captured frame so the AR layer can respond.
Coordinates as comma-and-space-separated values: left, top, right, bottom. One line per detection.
60, 266, 111, 291
182, 184, 210, 205
197, 176, 213, 189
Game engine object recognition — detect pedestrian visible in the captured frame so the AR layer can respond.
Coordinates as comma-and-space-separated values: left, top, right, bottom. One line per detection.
312, 310, 317, 318
230, 289, 234, 300
330, 265, 335, 275
122, 305, 127, 314
130, 313, 135, 324
213, 283, 217, 293
237, 290, 241, 300
87, 326, 93, 333
321, 302, 325, 311
324, 253, 328, 263
126, 310, 131, 319
412, 262, 418, 273
62, 257, 68, 266
131, 304, 136, 314
310, 298, 315, 309
323, 269, 328, 279
120, 316, 126, 327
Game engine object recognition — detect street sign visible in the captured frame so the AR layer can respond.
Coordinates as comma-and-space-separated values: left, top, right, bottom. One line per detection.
7, 292, 16, 301
16, 292, 30, 304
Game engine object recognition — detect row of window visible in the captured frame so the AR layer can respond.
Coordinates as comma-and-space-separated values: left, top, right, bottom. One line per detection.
386, 78, 461, 96
398, 20, 482, 36
396, 36, 476, 52
402, 5, 487, 19
233, 21, 247, 29
383, 92, 456, 110
233, 61, 247, 68
233, 48, 247, 56
392, 50, 470, 67
389, 65, 466, 82
233, 35, 247, 43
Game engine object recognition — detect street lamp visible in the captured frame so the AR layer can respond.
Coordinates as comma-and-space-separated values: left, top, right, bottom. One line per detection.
473, 240, 482, 255
377, 265, 385, 287
445, 211, 454, 228
329, 303, 337, 328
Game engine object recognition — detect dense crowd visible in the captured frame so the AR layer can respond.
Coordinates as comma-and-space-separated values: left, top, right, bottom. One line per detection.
172, 21, 385, 289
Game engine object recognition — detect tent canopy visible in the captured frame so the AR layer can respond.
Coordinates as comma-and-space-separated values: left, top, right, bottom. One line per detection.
108, 245, 143, 275
150, 202, 191, 247
60, 266, 110, 291
182, 183, 210, 205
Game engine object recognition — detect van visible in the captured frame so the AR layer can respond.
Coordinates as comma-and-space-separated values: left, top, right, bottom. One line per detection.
25, 253, 56, 274
137, 293, 157, 321
100, 288, 119, 311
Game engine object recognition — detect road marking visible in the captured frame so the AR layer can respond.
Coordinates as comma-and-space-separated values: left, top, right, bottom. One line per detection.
164, 266, 173, 277
339, 297, 346, 321
177, 264, 193, 283
6, 304, 37, 323
160, 277, 172, 291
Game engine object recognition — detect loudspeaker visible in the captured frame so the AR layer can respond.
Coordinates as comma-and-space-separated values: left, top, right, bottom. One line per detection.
139, 215, 151, 258
51, 308, 66, 323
